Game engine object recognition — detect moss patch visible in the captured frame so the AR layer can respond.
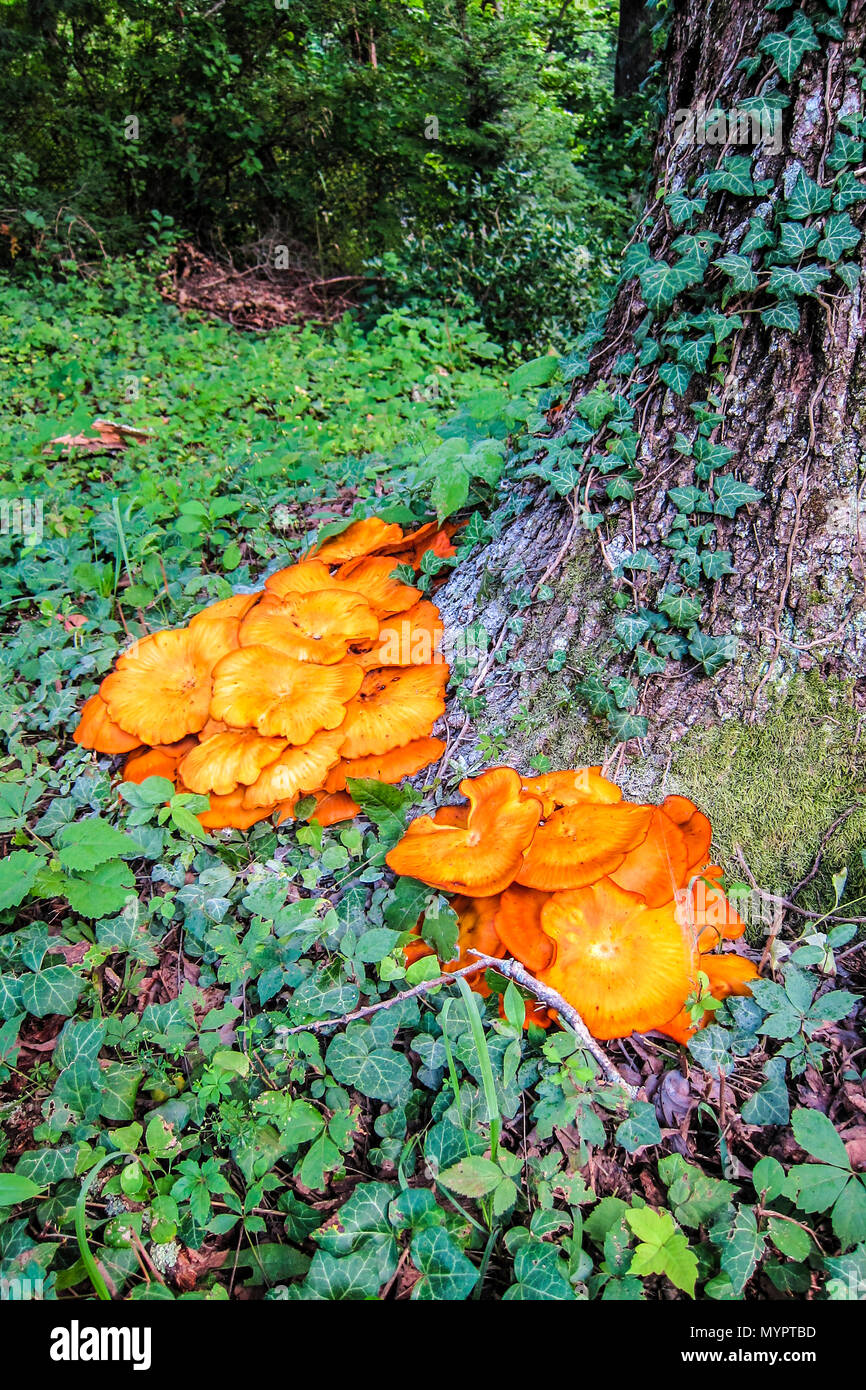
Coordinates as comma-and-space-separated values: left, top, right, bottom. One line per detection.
669, 672, 866, 913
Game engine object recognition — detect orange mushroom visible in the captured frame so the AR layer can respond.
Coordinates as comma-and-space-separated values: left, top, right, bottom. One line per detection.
196, 787, 276, 831
444, 895, 506, 997
74, 693, 141, 755
661, 794, 712, 876
178, 730, 288, 796
188, 591, 261, 627
239, 590, 378, 664
608, 805, 690, 908
324, 736, 445, 793
494, 884, 555, 972
357, 601, 444, 669
265, 559, 334, 599
538, 879, 696, 1039
338, 664, 448, 758
308, 517, 403, 564
242, 729, 345, 808
122, 746, 185, 785
656, 945, 759, 1044
516, 802, 653, 891
386, 767, 541, 896
210, 647, 363, 742
332, 556, 422, 616
99, 621, 239, 745
521, 766, 623, 817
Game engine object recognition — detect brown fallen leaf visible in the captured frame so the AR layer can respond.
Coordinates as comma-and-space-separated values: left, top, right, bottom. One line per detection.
172, 1244, 228, 1292
47, 419, 153, 455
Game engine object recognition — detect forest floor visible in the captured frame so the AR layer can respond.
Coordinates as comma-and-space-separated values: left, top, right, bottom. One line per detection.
0, 258, 864, 1303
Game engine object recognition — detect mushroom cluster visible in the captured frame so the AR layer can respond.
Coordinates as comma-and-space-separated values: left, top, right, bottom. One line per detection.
74, 517, 456, 829
387, 766, 759, 1044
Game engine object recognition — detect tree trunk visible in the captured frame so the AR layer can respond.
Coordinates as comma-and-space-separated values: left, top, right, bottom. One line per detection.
614, 0, 654, 98
437, 0, 866, 891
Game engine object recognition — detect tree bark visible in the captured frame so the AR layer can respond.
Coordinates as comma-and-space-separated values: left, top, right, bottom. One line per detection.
614, 0, 654, 98
437, 0, 866, 811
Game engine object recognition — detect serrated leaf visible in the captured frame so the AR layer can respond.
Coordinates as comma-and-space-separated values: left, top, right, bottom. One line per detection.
0, 851, 43, 911
56, 818, 138, 872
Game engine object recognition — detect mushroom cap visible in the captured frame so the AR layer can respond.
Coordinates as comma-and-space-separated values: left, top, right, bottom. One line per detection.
210, 646, 363, 742
375, 520, 441, 556
521, 766, 622, 818
338, 664, 448, 758
242, 729, 344, 808
445, 894, 506, 996
74, 693, 141, 754
195, 787, 275, 831
516, 802, 653, 891
539, 880, 696, 1039
684, 868, 746, 948
275, 789, 361, 828
122, 745, 188, 785
661, 794, 712, 875
385, 766, 541, 896
333, 556, 422, 616
324, 736, 445, 793
356, 601, 444, 669
178, 730, 288, 796
239, 590, 378, 664
100, 621, 239, 745
432, 804, 469, 828
609, 806, 690, 908
308, 517, 403, 563
265, 559, 333, 598
494, 884, 555, 972
188, 591, 261, 627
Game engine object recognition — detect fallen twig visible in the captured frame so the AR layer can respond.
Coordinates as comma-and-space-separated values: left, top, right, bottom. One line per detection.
467, 951, 639, 1098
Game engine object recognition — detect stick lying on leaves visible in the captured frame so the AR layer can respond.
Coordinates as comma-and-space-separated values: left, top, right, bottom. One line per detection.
280, 952, 638, 1099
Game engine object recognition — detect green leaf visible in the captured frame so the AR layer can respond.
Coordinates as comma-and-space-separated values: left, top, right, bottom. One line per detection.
741, 1057, 790, 1126
784, 168, 832, 221
626, 1207, 697, 1296
56, 818, 138, 871
740, 217, 775, 254
658, 362, 693, 395
0, 1173, 43, 1205
767, 264, 831, 298
818, 212, 862, 262
713, 254, 758, 293
713, 473, 763, 517
717, 1206, 765, 1295
504, 1241, 576, 1300
616, 1102, 661, 1154
346, 778, 415, 842
18, 966, 85, 1018
0, 851, 43, 911
792, 1107, 851, 1168
658, 589, 702, 628
639, 259, 703, 316
326, 1024, 413, 1102
702, 155, 755, 198
758, 16, 819, 82
411, 1227, 478, 1300
437, 1156, 502, 1198
761, 299, 801, 332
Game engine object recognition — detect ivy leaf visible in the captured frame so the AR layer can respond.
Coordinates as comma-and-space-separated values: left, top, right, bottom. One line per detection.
614, 615, 650, 650
833, 171, 866, 211
504, 1241, 576, 1301
700, 550, 736, 581
688, 628, 737, 674
767, 264, 831, 298
758, 15, 819, 82
626, 1207, 698, 1296
18, 966, 85, 1019
411, 1228, 478, 1300
575, 676, 615, 717
761, 299, 801, 332
326, 1023, 413, 1102
658, 362, 693, 395
658, 589, 702, 628
676, 334, 714, 373
784, 169, 832, 221
665, 192, 707, 226
575, 386, 616, 431
741, 1057, 790, 1126
606, 708, 648, 742
717, 1206, 765, 1295
639, 259, 703, 316
636, 645, 667, 676
775, 221, 820, 261
702, 155, 755, 197
712, 473, 763, 517
668, 486, 710, 514
818, 212, 862, 262
713, 254, 758, 292
740, 217, 776, 254
616, 1102, 661, 1153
